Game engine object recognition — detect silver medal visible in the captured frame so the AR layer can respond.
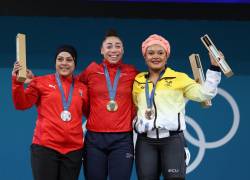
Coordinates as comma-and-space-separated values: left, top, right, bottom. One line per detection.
60, 110, 71, 122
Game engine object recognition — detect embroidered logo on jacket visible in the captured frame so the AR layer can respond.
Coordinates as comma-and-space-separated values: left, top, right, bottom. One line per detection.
49, 84, 56, 89
96, 71, 105, 75
165, 80, 173, 87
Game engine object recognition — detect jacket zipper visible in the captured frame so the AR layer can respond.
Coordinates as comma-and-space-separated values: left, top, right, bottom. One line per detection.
152, 84, 159, 139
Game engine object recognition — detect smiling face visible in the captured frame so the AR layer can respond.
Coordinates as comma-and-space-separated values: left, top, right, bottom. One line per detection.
101, 36, 124, 64
145, 44, 168, 72
55, 51, 75, 77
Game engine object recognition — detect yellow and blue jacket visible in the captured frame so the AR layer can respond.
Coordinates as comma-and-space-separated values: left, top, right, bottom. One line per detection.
132, 67, 221, 136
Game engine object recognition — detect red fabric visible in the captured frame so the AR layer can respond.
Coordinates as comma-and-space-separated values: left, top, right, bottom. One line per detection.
12, 74, 88, 154
78, 60, 138, 132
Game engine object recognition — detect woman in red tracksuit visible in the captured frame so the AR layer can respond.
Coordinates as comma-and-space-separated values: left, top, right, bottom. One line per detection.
12, 45, 88, 180
79, 30, 138, 180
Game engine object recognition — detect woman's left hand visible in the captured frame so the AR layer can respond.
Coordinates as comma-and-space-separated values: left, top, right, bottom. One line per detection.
209, 50, 224, 67
24, 69, 34, 84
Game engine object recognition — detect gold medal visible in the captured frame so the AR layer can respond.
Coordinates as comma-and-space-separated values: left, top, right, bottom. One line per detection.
107, 100, 118, 112
145, 108, 154, 120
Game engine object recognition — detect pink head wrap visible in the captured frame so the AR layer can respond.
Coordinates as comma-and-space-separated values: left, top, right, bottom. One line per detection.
141, 34, 171, 57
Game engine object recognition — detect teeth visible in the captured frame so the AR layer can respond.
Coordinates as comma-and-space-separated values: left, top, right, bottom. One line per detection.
60, 68, 69, 70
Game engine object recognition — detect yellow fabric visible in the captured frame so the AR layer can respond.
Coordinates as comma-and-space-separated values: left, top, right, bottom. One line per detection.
132, 67, 215, 133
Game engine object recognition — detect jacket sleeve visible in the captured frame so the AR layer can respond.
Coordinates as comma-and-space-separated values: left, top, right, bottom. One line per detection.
12, 76, 39, 110
183, 69, 221, 102
81, 84, 89, 118
78, 68, 88, 85
131, 80, 138, 120
77, 62, 96, 85
132, 81, 139, 107
132, 80, 138, 131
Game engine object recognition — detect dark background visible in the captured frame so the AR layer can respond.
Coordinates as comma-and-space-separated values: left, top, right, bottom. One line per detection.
0, 1, 249, 180
0, 0, 250, 20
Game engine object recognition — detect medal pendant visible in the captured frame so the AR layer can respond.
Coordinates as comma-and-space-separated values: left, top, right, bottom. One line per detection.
60, 110, 71, 122
107, 100, 118, 112
145, 108, 154, 120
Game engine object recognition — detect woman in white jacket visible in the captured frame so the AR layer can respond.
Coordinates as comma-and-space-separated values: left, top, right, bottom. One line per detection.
132, 34, 221, 180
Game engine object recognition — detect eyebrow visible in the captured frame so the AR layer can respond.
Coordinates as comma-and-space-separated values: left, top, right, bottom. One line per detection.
106, 42, 122, 45
57, 55, 73, 59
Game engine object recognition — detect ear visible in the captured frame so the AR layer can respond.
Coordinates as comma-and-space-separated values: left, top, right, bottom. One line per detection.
101, 47, 104, 55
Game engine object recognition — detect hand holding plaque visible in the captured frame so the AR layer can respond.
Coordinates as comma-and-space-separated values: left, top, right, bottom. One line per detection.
201, 34, 233, 77
189, 53, 212, 108
12, 61, 34, 84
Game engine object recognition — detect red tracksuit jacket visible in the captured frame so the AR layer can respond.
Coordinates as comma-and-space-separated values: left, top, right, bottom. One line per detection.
79, 59, 138, 132
12, 74, 88, 154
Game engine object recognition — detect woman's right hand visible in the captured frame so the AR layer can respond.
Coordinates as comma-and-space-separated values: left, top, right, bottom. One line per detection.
12, 61, 34, 84
12, 61, 22, 76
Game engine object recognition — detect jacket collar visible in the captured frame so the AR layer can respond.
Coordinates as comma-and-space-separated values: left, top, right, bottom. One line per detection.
145, 65, 167, 79
56, 74, 74, 83
136, 67, 176, 84
102, 59, 122, 69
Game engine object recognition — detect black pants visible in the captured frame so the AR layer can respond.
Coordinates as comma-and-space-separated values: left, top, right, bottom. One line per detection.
83, 131, 134, 180
135, 132, 186, 180
31, 144, 83, 180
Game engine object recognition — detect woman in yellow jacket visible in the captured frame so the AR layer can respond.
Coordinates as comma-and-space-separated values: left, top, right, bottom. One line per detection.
132, 34, 221, 180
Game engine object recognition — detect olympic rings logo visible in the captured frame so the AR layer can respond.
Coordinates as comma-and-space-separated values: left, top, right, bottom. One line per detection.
185, 88, 240, 173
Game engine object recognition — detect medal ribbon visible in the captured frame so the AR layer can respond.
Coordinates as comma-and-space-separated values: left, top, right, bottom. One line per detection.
145, 69, 165, 109
104, 64, 121, 101
55, 73, 74, 111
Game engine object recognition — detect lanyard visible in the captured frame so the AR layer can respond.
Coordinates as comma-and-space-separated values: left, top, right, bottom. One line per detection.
55, 73, 74, 111
104, 64, 121, 101
145, 69, 165, 109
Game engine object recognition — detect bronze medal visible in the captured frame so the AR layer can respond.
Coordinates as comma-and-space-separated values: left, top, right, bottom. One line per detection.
145, 108, 154, 120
